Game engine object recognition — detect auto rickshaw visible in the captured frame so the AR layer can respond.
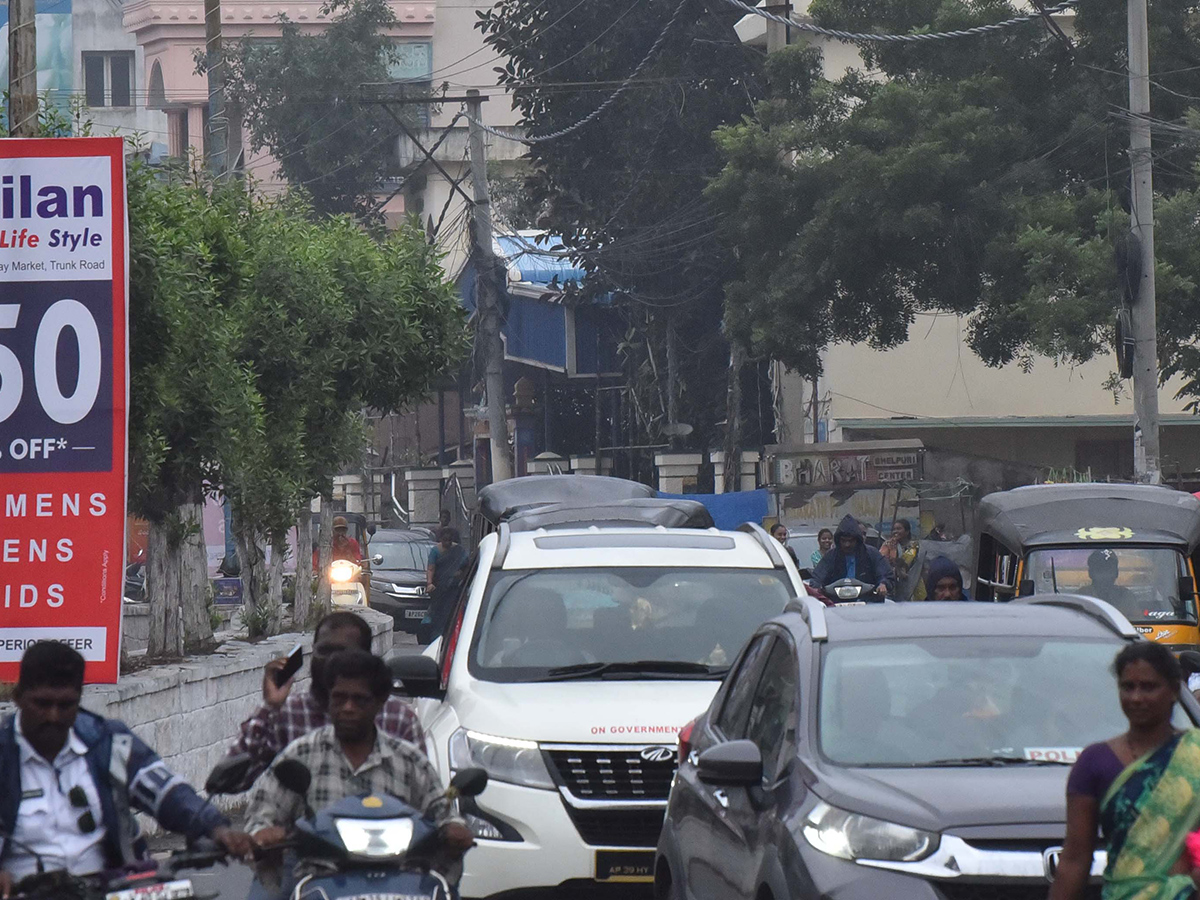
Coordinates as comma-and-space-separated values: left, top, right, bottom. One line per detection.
972, 484, 1200, 649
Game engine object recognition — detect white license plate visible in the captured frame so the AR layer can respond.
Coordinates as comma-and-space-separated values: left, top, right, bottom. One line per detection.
106, 879, 195, 900
405, 608, 428, 619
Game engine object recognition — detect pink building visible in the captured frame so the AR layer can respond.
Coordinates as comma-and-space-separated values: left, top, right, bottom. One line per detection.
123, 0, 434, 186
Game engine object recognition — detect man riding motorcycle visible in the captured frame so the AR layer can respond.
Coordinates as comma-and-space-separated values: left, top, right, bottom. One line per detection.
811, 515, 895, 601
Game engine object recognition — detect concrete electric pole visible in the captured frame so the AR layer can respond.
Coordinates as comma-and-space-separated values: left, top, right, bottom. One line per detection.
203, 0, 228, 175
1128, 0, 1162, 484
466, 89, 513, 483
8, 0, 37, 136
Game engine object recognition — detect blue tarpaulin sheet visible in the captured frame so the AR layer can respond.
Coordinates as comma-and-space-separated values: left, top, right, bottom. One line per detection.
658, 489, 770, 531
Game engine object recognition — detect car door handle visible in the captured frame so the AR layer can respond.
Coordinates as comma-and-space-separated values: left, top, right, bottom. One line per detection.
713, 789, 729, 809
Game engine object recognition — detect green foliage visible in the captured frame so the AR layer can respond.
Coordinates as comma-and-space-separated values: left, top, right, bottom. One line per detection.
1, 91, 94, 137
222, 0, 422, 219
477, 0, 765, 448
710, 0, 1200, 392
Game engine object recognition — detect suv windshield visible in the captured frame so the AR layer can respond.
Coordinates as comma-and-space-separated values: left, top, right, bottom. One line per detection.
1025, 546, 1195, 623
371, 541, 433, 571
470, 567, 795, 683
819, 637, 1185, 767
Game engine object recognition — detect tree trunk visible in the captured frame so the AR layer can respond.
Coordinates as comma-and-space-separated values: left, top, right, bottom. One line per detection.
315, 500, 334, 617
235, 520, 274, 639
179, 500, 214, 652
294, 507, 314, 629
723, 341, 745, 494
268, 532, 286, 623
146, 516, 183, 658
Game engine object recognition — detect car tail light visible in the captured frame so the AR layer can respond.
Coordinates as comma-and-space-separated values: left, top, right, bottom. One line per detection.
440, 602, 467, 689
678, 717, 698, 763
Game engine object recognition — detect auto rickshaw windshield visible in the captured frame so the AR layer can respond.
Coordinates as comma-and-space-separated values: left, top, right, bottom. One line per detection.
1025, 546, 1195, 623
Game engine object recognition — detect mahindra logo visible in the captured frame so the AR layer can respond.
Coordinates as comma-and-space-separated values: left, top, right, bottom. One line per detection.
1043, 847, 1062, 882
640, 746, 675, 763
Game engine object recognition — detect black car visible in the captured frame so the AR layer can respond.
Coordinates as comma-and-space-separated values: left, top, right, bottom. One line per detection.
367, 528, 435, 632
656, 595, 1199, 900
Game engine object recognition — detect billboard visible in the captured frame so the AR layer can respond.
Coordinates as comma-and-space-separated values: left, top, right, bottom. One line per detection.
0, 136, 128, 683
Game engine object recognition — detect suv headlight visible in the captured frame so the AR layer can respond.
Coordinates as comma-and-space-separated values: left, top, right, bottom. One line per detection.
448, 728, 555, 790
335, 816, 414, 858
802, 801, 938, 862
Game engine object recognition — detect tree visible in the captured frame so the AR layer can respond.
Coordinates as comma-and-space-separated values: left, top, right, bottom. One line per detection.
223, 0, 421, 219
709, 0, 1200, 393
477, 0, 766, 454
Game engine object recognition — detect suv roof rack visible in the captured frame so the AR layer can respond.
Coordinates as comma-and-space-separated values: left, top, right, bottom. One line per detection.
492, 523, 512, 569
784, 594, 828, 641
738, 522, 785, 567
1011, 594, 1140, 639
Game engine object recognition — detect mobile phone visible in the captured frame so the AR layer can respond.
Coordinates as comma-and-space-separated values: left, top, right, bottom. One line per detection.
275, 643, 303, 687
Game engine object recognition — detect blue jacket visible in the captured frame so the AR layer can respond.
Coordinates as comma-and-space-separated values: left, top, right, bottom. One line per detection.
0, 709, 226, 870
812, 515, 895, 593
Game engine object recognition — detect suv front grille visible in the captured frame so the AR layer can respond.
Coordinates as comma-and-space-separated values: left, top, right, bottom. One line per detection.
545, 747, 676, 800
563, 806, 666, 847
937, 885, 1102, 900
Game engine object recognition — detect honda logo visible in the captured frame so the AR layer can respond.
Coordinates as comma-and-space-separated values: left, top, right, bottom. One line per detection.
1043, 847, 1062, 883
640, 746, 675, 763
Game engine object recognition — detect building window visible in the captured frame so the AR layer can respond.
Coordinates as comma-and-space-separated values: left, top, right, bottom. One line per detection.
82, 52, 135, 108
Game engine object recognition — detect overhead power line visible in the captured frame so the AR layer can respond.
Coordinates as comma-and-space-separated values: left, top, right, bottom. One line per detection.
717, 0, 1080, 44
464, 0, 690, 144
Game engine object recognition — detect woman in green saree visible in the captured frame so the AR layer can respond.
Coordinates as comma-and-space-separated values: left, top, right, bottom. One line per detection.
1052, 642, 1200, 900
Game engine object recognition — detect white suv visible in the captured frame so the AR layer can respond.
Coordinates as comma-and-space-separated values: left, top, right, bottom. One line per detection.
391, 522, 807, 898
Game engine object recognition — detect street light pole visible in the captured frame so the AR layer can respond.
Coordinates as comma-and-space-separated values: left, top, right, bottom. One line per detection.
1128, 0, 1162, 484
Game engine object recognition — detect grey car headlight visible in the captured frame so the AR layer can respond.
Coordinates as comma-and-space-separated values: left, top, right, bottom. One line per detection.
802, 801, 938, 862
448, 728, 555, 790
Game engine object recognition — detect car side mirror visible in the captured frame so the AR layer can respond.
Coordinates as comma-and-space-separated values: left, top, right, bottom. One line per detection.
1018, 579, 1035, 598
697, 740, 764, 786
372, 554, 384, 566
274, 759, 313, 796
389, 654, 444, 699
450, 768, 489, 798
205, 753, 252, 795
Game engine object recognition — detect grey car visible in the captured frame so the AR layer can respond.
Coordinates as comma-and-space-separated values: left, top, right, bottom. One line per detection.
367, 528, 435, 632
655, 595, 1199, 900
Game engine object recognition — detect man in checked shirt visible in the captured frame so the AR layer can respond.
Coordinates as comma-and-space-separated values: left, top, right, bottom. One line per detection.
227, 611, 426, 792
244, 651, 473, 892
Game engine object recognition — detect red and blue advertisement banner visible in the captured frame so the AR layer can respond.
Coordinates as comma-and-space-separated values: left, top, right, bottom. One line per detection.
0, 137, 128, 683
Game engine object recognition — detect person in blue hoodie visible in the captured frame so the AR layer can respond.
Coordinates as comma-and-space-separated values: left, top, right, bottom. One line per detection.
0, 642, 254, 898
925, 556, 971, 601
812, 515, 895, 599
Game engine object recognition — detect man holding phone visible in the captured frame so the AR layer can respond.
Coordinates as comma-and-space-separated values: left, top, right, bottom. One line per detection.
226, 612, 425, 792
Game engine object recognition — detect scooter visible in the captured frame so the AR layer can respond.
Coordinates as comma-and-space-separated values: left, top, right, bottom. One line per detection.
268, 760, 488, 900
329, 559, 367, 607
819, 577, 889, 604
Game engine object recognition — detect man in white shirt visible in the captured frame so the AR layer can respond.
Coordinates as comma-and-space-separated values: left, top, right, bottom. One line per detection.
0, 642, 254, 897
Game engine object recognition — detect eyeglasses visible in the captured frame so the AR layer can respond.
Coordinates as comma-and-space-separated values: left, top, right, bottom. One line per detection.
54, 771, 97, 835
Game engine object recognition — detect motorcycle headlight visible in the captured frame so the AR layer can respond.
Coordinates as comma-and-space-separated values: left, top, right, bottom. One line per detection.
835, 586, 858, 600
334, 816, 415, 858
330, 563, 356, 583
801, 801, 938, 862
449, 728, 555, 790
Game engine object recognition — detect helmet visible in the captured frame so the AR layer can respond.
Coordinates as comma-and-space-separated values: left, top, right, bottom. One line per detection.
333, 516, 349, 531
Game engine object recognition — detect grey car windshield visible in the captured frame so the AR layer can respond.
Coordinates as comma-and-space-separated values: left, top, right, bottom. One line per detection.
372, 541, 433, 571
470, 567, 795, 682
819, 637, 1179, 767
1025, 547, 1195, 623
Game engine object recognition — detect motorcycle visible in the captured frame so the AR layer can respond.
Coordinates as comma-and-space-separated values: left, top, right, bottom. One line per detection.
817, 577, 889, 604
3, 754, 257, 900
265, 760, 488, 900
329, 559, 367, 607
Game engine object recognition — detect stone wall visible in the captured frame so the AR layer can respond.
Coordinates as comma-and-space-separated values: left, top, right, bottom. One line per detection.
2, 607, 394, 829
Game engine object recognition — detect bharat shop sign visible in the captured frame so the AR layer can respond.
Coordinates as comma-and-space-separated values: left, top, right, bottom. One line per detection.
777, 451, 921, 487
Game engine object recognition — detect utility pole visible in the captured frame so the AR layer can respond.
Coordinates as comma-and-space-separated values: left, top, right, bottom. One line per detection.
8, 0, 37, 136
203, 0, 228, 175
466, 89, 513, 483
1128, 0, 1161, 484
